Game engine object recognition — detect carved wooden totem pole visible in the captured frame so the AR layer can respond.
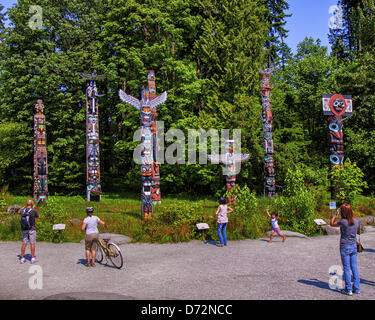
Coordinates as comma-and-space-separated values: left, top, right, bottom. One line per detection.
33, 99, 48, 205
208, 139, 250, 205
119, 71, 167, 219
259, 66, 276, 198
322, 94, 353, 167
147, 71, 162, 205
79, 70, 106, 201
322, 94, 353, 197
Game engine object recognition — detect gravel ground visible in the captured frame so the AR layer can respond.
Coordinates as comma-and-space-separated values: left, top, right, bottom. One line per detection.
0, 233, 374, 300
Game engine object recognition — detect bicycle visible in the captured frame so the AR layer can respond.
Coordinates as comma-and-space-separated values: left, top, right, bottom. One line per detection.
96, 237, 124, 269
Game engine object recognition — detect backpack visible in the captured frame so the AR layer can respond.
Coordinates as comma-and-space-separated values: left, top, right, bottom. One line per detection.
20, 208, 32, 231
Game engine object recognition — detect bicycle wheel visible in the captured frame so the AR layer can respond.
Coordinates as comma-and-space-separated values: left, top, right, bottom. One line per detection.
96, 243, 104, 263
108, 243, 123, 269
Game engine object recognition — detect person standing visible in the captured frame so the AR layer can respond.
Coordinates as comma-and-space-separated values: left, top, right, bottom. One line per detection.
81, 207, 105, 267
330, 203, 361, 296
20, 199, 39, 264
215, 197, 233, 247
266, 209, 286, 243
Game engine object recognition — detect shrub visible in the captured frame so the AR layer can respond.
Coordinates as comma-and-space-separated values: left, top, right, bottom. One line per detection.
0, 185, 10, 213
330, 158, 368, 207
36, 197, 69, 242
225, 185, 268, 239
274, 168, 318, 236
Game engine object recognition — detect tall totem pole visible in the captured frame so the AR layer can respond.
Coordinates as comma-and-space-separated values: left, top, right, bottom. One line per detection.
119, 71, 167, 219
33, 99, 48, 205
147, 71, 162, 204
208, 139, 250, 205
259, 66, 276, 198
79, 70, 106, 201
322, 94, 353, 197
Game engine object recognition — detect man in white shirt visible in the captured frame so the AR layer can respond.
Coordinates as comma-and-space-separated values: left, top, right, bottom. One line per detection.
81, 207, 105, 267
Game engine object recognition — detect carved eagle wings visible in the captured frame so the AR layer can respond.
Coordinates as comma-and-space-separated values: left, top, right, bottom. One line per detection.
119, 89, 168, 110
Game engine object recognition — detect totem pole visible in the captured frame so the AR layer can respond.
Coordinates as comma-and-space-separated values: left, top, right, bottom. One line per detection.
208, 139, 250, 205
259, 66, 276, 198
33, 99, 48, 205
79, 70, 106, 201
147, 71, 162, 204
119, 71, 167, 219
322, 94, 353, 197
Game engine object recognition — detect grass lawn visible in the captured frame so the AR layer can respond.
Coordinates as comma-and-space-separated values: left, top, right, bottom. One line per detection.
2, 193, 221, 243
1, 192, 374, 244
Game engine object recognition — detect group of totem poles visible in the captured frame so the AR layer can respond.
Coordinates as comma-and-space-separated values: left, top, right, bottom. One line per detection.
32, 67, 353, 214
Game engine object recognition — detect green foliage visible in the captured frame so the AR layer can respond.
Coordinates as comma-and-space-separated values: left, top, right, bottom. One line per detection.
36, 197, 69, 242
0, 216, 21, 240
271, 37, 338, 185
226, 185, 268, 240
330, 158, 368, 206
273, 168, 318, 236
0, 185, 10, 213
137, 201, 205, 242
0, 0, 372, 202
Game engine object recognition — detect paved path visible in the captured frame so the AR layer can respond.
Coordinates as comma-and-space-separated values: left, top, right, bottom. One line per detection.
0, 233, 374, 300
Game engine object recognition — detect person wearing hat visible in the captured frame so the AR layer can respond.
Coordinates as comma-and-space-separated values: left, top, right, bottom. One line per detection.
81, 207, 105, 267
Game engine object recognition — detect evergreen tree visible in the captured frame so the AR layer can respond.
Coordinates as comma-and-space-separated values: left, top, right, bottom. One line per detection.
328, 0, 365, 61
0, 0, 106, 194
272, 37, 338, 183
262, 0, 291, 67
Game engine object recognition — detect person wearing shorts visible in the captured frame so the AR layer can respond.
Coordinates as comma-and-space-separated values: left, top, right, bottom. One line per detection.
266, 209, 286, 243
20, 199, 39, 264
81, 207, 105, 267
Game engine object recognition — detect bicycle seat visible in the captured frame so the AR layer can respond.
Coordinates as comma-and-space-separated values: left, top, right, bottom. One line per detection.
102, 238, 111, 242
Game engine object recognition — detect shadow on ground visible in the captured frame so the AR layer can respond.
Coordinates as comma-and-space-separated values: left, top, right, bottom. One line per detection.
204, 240, 219, 246
361, 279, 375, 287
298, 279, 341, 294
17, 254, 32, 261
76, 258, 121, 270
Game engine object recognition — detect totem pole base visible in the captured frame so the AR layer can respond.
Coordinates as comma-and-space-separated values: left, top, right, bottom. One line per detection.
143, 213, 152, 220
87, 191, 101, 202
36, 197, 48, 207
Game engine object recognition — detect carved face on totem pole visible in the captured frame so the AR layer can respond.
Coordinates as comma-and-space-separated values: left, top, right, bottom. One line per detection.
322, 94, 352, 117
141, 164, 152, 180
330, 96, 346, 116
141, 105, 153, 127
35, 100, 44, 114
148, 70, 156, 96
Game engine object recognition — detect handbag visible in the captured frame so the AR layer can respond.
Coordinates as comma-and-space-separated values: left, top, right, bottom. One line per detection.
357, 234, 364, 253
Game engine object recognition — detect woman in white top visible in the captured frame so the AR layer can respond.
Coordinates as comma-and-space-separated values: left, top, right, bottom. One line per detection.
81, 207, 105, 267
215, 197, 233, 247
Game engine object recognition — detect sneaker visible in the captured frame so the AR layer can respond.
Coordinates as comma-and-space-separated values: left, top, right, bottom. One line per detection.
343, 290, 353, 296
31, 258, 37, 264
20, 258, 26, 264
353, 291, 360, 295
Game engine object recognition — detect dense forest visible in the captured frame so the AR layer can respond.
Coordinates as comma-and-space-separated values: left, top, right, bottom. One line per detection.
0, 0, 373, 198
